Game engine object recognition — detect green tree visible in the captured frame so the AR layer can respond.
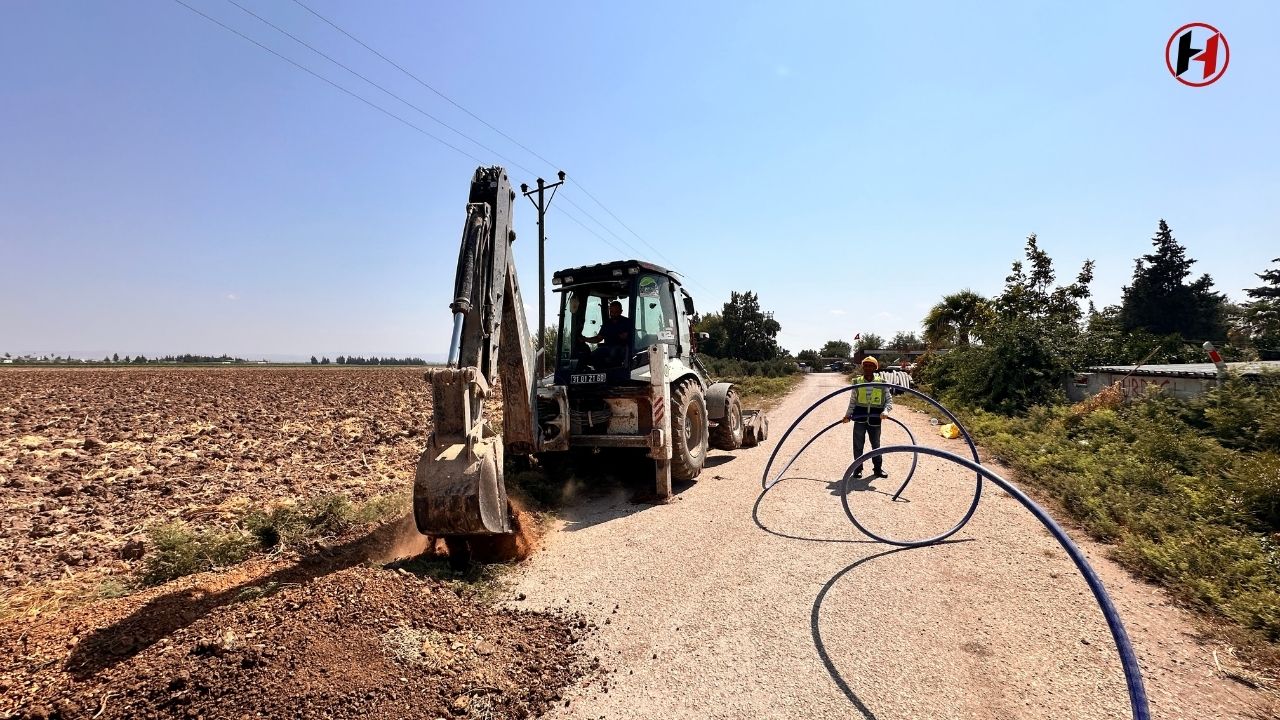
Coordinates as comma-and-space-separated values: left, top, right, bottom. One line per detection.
1247, 258, 1280, 300
320, 356, 331, 365
711, 291, 782, 361
539, 325, 559, 354
112, 353, 119, 363
1078, 304, 1185, 366
692, 312, 727, 357
796, 349, 821, 368
856, 333, 885, 352
923, 235, 1093, 413
1119, 220, 1226, 340
819, 340, 851, 358
888, 331, 923, 351
1240, 257, 1280, 355
310, 356, 319, 365
922, 290, 990, 348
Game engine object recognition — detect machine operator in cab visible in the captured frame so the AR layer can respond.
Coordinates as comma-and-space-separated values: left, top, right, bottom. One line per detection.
842, 355, 892, 479
584, 300, 631, 368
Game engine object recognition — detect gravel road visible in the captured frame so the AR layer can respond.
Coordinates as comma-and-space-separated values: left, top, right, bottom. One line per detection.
510, 373, 1273, 719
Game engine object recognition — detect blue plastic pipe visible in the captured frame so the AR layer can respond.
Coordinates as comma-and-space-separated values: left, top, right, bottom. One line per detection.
846, 445, 1150, 720
762, 383, 983, 544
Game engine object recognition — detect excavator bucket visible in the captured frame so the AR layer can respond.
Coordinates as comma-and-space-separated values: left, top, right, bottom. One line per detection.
413, 368, 512, 536
413, 431, 510, 536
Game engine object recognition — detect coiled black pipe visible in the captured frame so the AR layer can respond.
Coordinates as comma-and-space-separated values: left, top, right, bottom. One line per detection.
762, 383, 983, 545
848, 445, 1150, 720
763, 414, 919, 501
759, 384, 1151, 720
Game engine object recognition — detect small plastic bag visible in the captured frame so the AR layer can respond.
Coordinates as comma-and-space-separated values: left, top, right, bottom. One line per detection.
939, 422, 961, 439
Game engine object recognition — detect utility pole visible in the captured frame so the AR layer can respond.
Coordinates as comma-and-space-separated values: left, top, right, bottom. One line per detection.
521, 171, 566, 375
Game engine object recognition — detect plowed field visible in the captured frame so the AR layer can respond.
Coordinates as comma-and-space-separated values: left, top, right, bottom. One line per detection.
1, 367, 429, 590
0, 367, 587, 720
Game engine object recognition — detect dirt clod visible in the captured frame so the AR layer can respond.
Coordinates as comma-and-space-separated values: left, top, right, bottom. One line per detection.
1, 563, 587, 719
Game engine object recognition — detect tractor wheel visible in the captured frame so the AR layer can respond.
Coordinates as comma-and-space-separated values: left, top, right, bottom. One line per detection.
671, 380, 708, 481
709, 388, 743, 451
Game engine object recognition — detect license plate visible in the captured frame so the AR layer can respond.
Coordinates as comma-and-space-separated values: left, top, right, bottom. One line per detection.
571, 373, 606, 384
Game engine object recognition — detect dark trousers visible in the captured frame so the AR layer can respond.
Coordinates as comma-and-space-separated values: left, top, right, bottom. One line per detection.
852, 418, 883, 473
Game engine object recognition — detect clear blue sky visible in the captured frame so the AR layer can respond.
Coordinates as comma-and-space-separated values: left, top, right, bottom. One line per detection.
3, 1, 1276, 359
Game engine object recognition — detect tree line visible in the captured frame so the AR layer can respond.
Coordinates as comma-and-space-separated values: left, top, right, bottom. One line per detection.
915, 219, 1279, 413
316, 356, 428, 365
1, 353, 431, 366
0, 353, 252, 364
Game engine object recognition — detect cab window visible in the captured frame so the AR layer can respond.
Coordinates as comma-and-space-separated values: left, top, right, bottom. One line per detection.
634, 274, 677, 353
558, 290, 603, 364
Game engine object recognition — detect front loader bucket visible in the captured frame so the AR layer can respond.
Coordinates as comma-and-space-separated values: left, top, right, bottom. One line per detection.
413, 434, 512, 536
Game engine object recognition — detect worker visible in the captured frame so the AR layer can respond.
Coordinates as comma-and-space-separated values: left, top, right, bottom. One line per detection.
584, 300, 631, 368
842, 355, 892, 479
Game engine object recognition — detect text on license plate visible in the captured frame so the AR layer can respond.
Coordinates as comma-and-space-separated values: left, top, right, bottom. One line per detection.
571, 373, 606, 384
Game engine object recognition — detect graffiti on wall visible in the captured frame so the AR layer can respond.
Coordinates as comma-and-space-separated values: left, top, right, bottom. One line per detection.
1117, 376, 1171, 398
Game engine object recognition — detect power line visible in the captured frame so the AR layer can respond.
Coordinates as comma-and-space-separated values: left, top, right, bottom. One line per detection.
176, 0, 714, 296
558, 194, 648, 258
287, 0, 694, 280
566, 179, 679, 267
169, 0, 654, 264
168, 0, 486, 165
554, 205, 633, 259
220, 0, 671, 266
222, 0, 541, 179
291, 0, 561, 172
223, 0, 672, 271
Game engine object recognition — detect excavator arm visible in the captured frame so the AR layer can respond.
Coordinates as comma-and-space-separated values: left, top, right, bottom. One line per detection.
414, 166, 536, 538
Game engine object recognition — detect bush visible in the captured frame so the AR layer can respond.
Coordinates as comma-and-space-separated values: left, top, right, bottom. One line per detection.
962, 381, 1280, 643
141, 523, 256, 586
699, 355, 797, 379
242, 493, 405, 548
141, 492, 409, 586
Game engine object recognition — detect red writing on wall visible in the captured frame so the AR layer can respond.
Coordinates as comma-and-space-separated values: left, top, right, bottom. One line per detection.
1118, 377, 1172, 398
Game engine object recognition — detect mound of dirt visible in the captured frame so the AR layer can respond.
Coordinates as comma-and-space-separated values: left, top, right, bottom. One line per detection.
1, 557, 590, 720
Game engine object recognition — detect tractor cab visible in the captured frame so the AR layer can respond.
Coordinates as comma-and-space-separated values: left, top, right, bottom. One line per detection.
551, 260, 692, 387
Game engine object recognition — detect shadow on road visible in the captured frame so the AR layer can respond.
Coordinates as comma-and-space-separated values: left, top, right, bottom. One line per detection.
826, 476, 909, 501
752, 476, 879, 544
531, 449, 744, 533
704, 454, 736, 468
811, 541, 971, 719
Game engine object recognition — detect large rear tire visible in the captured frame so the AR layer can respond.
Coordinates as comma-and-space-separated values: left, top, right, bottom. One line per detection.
671, 380, 708, 481
709, 388, 743, 451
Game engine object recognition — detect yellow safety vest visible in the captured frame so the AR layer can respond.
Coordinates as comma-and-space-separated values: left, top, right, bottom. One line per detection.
853, 374, 885, 408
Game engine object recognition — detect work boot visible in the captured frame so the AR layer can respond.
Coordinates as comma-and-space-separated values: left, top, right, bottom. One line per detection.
873, 468, 888, 479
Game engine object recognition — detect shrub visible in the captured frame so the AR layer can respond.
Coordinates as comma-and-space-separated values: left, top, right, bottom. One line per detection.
141, 492, 409, 586
962, 382, 1280, 643
141, 523, 255, 586
241, 493, 395, 548
698, 355, 796, 379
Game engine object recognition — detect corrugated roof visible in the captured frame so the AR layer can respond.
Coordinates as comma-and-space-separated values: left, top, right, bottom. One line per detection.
1084, 361, 1280, 379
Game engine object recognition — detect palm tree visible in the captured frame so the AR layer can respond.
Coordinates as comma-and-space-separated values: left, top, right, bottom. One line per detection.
923, 290, 990, 348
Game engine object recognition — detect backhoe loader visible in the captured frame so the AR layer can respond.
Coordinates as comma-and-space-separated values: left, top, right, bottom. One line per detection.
414, 166, 768, 562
